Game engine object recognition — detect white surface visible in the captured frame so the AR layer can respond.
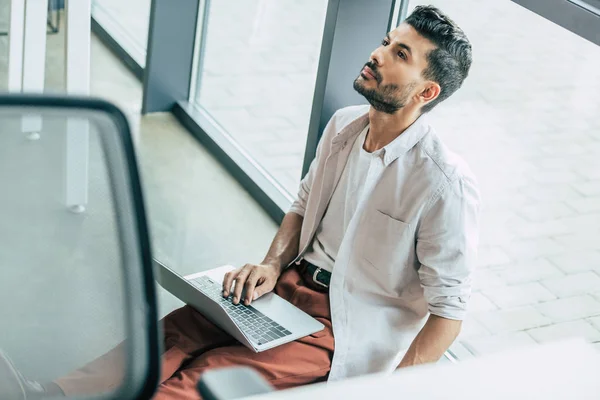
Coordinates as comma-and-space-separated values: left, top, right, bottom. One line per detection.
21, 0, 47, 133
7, 0, 25, 92
241, 339, 600, 400
65, 0, 91, 95
66, 119, 90, 207
65, 0, 91, 208
21, 0, 47, 92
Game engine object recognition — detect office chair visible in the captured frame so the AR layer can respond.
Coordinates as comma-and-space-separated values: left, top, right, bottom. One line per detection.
0, 95, 159, 400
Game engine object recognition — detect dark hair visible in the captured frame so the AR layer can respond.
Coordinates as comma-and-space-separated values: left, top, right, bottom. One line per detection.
404, 5, 472, 113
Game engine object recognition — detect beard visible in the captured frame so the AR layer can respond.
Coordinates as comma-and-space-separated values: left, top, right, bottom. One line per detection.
353, 69, 416, 114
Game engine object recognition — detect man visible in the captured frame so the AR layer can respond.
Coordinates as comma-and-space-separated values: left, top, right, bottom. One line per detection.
2, 5, 479, 399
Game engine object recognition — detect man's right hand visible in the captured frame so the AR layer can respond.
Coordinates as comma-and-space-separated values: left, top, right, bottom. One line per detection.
222, 263, 282, 306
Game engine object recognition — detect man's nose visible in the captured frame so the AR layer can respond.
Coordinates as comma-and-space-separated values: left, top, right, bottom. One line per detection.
370, 46, 385, 66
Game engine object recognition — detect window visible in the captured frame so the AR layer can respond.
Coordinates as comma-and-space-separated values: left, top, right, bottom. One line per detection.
405, 1, 600, 355
91, 0, 151, 66
571, 0, 600, 15
191, 0, 328, 197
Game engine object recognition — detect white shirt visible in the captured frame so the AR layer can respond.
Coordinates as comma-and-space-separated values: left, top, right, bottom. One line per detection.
303, 125, 372, 272
288, 105, 481, 381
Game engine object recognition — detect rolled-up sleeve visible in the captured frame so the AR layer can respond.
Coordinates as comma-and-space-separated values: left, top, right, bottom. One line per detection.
416, 174, 481, 320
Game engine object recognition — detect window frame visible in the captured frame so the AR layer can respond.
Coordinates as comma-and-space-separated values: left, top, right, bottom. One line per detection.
511, 0, 600, 46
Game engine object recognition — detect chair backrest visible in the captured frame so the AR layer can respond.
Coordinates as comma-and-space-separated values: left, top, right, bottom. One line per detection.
0, 95, 159, 399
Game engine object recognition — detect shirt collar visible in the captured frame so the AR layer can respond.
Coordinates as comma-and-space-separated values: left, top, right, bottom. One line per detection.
333, 110, 430, 167
378, 114, 430, 166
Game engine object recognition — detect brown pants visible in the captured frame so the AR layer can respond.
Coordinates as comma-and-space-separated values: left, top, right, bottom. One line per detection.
55, 266, 334, 400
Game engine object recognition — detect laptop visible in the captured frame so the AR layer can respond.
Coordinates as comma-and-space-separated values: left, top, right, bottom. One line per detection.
154, 260, 325, 353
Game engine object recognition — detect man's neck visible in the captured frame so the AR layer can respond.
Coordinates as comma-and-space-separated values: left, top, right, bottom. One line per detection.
364, 106, 421, 153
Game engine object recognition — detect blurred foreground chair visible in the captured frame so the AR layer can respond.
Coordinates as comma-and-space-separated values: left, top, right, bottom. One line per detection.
0, 95, 159, 400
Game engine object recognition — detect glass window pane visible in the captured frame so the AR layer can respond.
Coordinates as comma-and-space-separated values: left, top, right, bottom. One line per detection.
193, 0, 328, 196
404, 1, 600, 354
571, 0, 600, 16
92, 0, 151, 66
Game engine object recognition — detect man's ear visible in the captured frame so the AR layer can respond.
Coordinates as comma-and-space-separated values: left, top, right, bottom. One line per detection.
419, 82, 441, 107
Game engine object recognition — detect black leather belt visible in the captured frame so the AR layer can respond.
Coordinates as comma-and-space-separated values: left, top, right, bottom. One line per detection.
303, 261, 331, 288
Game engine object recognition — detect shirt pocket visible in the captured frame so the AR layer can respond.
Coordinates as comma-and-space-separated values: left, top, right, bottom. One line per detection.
361, 210, 411, 272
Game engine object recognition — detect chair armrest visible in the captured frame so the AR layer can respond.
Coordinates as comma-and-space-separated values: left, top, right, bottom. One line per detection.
197, 366, 274, 400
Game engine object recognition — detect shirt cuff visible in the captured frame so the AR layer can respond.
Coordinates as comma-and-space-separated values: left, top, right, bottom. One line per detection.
428, 304, 467, 321
425, 288, 471, 321
288, 202, 305, 217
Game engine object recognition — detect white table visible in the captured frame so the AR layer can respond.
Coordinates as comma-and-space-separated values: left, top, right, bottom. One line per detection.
240, 339, 600, 400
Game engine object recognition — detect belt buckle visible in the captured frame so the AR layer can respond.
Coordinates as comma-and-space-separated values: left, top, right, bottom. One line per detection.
312, 267, 329, 288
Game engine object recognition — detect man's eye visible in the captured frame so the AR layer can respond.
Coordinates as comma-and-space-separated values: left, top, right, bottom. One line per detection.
381, 39, 389, 46
398, 51, 407, 60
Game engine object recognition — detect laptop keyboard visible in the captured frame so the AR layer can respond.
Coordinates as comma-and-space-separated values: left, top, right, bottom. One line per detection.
192, 276, 292, 346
